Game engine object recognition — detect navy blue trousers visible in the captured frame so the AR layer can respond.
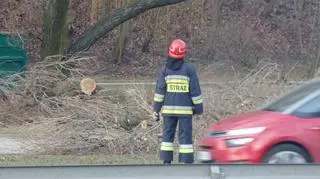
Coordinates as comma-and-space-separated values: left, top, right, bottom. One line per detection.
160, 116, 194, 163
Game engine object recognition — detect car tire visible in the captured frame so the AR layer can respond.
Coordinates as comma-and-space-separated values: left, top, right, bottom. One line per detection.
262, 144, 312, 164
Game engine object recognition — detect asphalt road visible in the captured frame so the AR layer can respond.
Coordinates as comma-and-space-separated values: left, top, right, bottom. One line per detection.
0, 164, 319, 179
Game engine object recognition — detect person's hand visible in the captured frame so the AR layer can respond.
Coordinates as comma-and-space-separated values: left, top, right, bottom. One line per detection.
153, 112, 160, 122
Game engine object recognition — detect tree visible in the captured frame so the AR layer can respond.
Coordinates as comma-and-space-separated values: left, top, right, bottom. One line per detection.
68, 0, 186, 54
41, 0, 70, 58
91, 0, 102, 25
113, 0, 131, 64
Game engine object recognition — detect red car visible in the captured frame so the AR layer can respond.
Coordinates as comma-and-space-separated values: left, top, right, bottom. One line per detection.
197, 79, 320, 164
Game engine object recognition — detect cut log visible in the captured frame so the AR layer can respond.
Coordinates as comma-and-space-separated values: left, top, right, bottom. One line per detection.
80, 78, 97, 95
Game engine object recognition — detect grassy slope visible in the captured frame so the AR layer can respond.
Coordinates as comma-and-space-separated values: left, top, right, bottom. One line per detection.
0, 154, 159, 166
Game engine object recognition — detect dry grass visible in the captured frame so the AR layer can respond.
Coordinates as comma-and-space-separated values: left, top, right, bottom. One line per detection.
1, 0, 319, 163
0, 154, 159, 166
0, 57, 304, 157
0, 56, 163, 155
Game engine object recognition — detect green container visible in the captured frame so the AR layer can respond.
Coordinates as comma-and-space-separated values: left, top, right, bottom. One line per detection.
0, 33, 27, 94
0, 33, 27, 77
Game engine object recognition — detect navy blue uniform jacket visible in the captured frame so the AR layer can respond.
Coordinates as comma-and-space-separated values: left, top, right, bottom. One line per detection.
153, 62, 204, 117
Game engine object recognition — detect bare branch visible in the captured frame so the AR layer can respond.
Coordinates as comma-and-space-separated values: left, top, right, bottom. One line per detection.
69, 0, 186, 54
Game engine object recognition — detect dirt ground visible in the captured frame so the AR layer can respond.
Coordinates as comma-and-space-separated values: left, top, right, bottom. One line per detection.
0, 58, 307, 165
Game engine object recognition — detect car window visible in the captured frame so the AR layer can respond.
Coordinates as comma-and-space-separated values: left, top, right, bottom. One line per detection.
291, 94, 320, 118
261, 80, 320, 112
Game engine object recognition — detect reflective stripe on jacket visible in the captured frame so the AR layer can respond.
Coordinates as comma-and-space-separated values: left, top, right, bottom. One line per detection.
153, 62, 203, 117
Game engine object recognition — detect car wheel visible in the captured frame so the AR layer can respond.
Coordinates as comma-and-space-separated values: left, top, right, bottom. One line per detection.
263, 144, 312, 164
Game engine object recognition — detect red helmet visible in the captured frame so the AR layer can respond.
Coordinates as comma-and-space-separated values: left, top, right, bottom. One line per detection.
168, 39, 186, 59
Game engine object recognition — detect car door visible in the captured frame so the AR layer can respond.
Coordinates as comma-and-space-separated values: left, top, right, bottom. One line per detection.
290, 93, 320, 163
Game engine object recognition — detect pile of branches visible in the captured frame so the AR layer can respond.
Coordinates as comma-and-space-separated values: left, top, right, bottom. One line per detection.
0, 58, 302, 156
0, 56, 160, 155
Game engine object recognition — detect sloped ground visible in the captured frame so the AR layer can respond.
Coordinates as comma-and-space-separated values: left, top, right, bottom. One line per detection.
0, 0, 318, 158
0, 129, 40, 155
0, 58, 301, 156
1, 0, 319, 78
0, 137, 30, 154
0, 154, 159, 166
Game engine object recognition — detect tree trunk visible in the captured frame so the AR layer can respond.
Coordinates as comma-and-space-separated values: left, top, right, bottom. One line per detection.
91, 0, 102, 25
113, 0, 130, 64
69, 0, 186, 54
113, 22, 129, 64
41, 0, 70, 58
102, 0, 113, 15
142, 9, 159, 53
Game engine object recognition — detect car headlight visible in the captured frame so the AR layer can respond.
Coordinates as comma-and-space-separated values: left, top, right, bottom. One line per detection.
226, 127, 266, 136
225, 137, 254, 147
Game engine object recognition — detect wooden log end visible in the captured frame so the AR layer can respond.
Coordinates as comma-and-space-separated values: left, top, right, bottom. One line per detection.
80, 78, 97, 96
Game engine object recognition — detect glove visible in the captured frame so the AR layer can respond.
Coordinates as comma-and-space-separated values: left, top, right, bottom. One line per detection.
153, 112, 160, 122
193, 105, 203, 115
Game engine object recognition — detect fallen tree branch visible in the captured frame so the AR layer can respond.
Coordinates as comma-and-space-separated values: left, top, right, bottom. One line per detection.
69, 0, 186, 53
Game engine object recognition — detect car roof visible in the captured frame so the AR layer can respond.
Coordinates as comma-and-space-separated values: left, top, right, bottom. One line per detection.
259, 78, 320, 114
286, 79, 320, 114
283, 88, 320, 115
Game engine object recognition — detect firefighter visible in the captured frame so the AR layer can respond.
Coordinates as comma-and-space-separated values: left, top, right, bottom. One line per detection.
153, 39, 204, 164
